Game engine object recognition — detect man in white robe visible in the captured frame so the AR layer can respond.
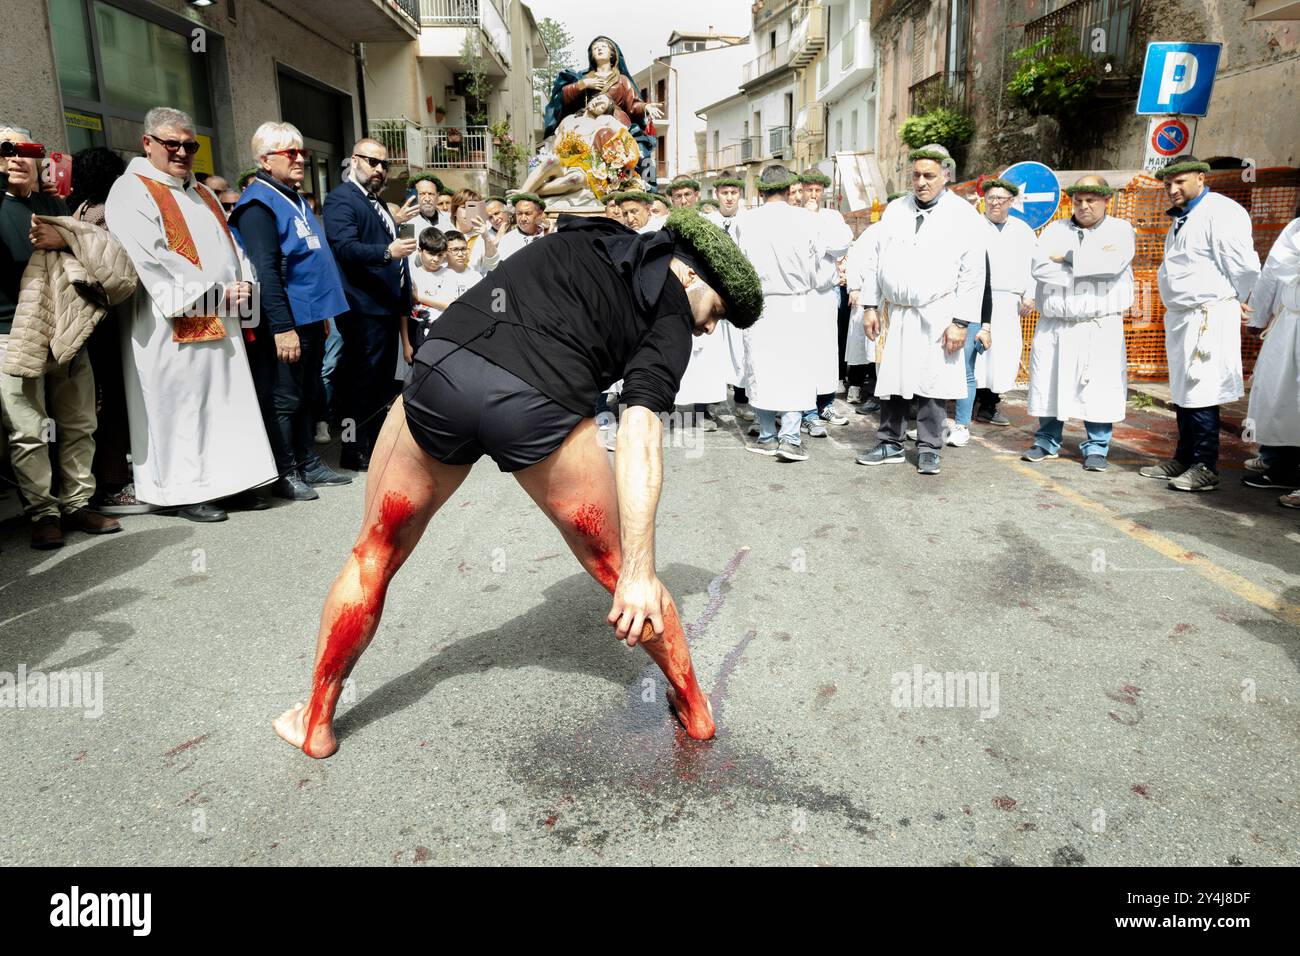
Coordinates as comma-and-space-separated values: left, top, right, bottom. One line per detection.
1140, 158, 1260, 492
798, 170, 853, 436
951, 177, 1035, 444
704, 177, 751, 418
1243, 215, 1300, 501
1021, 175, 1135, 472
845, 193, 907, 414
735, 165, 835, 462
856, 146, 986, 475
495, 192, 552, 261
105, 107, 276, 522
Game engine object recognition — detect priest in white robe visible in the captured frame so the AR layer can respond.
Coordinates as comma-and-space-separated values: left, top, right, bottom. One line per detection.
734, 165, 835, 462
1141, 158, 1261, 492
844, 194, 906, 414
856, 146, 986, 475
1243, 215, 1300, 500
1021, 175, 1135, 472
105, 107, 275, 522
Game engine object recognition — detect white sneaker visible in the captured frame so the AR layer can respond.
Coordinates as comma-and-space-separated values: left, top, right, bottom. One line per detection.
906, 427, 918, 442
1244, 456, 1267, 474
314, 422, 330, 445
846, 385, 862, 404
947, 423, 970, 447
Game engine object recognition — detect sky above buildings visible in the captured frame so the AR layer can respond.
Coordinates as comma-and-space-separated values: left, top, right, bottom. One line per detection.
525, 0, 751, 75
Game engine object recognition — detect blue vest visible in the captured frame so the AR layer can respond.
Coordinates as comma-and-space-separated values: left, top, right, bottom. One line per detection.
233, 177, 349, 327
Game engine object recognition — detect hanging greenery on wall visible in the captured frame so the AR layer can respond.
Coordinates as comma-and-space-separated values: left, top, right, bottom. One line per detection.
1006, 29, 1101, 119
898, 106, 975, 151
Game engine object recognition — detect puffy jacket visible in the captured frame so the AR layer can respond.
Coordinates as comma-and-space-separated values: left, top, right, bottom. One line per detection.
3, 215, 138, 377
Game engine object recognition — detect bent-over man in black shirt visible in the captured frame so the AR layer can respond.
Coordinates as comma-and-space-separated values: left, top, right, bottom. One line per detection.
275, 210, 763, 758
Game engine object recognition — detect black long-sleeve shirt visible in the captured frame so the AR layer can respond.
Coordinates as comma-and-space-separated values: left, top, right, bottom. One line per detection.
425, 216, 694, 416
229, 173, 298, 334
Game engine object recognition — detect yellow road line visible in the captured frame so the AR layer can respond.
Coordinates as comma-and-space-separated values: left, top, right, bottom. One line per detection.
1008, 462, 1300, 627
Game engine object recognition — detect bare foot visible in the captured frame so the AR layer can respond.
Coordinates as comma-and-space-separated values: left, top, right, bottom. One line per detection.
666, 687, 716, 740
273, 702, 339, 758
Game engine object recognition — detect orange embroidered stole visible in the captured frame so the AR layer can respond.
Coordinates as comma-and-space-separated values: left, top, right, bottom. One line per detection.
136, 174, 240, 344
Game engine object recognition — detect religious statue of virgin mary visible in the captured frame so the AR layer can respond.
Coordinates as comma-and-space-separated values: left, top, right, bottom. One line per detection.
542, 36, 663, 193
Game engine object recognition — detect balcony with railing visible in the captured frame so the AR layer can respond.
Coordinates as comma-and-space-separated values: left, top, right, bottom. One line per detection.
1023, 0, 1140, 75
789, 2, 826, 67
418, 0, 512, 73
817, 18, 873, 102
313, 0, 420, 40
795, 102, 825, 142
769, 125, 791, 158
909, 70, 967, 114
741, 41, 792, 87
369, 118, 507, 177
739, 135, 763, 164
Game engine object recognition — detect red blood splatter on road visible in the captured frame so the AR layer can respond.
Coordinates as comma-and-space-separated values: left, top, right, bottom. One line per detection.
1174, 623, 1193, 633
1131, 783, 1151, 799
1106, 684, 1142, 706
544, 816, 557, 828
1016, 822, 1038, 832
993, 795, 1018, 811
412, 846, 430, 863
163, 733, 210, 758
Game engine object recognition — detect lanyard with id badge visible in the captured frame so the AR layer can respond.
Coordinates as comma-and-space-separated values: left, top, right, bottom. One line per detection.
268, 183, 321, 250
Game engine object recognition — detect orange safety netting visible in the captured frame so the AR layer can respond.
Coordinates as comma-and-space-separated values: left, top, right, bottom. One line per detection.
854, 168, 1299, 382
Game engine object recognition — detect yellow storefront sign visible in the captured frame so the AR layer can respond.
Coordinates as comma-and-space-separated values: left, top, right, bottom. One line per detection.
191, 133, 215, 176
64, 111, 103, 132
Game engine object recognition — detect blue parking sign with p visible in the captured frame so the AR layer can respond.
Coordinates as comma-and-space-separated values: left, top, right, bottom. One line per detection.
1137, 42, 1221, 116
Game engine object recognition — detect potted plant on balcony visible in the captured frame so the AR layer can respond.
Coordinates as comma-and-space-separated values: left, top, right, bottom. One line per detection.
1006, 29, 1100, 120
434, 105, 446, 125
898, 104, 975, 154
488, 119, 527, 183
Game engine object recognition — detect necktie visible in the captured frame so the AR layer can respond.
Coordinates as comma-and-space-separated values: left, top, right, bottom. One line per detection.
915, 213, 925, 234
368, 192, 396, 239
723, 218, 733, 235
1172, 215, 1187, 237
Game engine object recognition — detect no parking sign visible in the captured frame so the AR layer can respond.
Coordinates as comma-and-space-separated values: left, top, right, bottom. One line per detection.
1143, 115, 1198, 172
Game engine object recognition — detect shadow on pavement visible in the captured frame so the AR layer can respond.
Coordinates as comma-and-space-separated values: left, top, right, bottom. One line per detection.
0, 526, 193, 672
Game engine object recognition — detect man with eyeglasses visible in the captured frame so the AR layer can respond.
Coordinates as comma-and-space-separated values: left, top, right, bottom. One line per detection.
323, 138, 420, 472
104, 107, 276, 523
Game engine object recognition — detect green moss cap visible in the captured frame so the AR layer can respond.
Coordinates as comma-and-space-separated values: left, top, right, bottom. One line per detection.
886, 191, 908, 202
713, 177, 745, 190
236, 167, 260, 189
410, 172, 448, 194
908, 148, 951, 165
980, 177, 1020, 197
756, 176, 797, 194
615, 190, 653, 205
664, 208, 764, 330
506, 191, 546, 210
1154, 159, 1211, 180
1063, 182, 1115, 197
669, 178, 701, 193
798, 170, 831, 186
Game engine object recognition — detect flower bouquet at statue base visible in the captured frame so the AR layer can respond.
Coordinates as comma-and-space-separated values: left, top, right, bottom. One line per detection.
549, 125, 645, 211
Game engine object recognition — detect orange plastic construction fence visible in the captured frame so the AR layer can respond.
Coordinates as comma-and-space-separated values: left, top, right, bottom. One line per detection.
855, 168, 1299, 383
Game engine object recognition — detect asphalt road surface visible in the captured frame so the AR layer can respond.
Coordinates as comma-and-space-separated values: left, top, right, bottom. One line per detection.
2, 394, 1297, 866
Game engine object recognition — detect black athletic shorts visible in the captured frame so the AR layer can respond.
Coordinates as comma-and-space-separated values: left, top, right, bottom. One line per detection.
402, 338, 584, 472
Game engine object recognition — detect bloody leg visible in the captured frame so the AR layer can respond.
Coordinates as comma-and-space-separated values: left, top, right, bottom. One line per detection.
274, 399, 471, 757
515, 420, 715, 739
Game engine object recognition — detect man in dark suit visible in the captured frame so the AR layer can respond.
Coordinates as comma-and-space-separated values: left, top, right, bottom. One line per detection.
323, 138, 419, 470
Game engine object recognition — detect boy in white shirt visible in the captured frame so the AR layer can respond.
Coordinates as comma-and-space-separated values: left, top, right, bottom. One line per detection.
403, 227, 448, 366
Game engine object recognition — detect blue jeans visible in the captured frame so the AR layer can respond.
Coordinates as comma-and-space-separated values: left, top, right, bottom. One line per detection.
802, 392, 836, 423
316, 316, 345, 423
954, 328, 981, 426
758, 409, 801, 445
1035, 417, 1112, 458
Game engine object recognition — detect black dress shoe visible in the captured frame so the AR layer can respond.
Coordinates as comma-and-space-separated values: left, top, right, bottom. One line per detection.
272, 473, 320, 501
223, 489, 271, 511
176, 502, 228, 523
301, 461, 353, 486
